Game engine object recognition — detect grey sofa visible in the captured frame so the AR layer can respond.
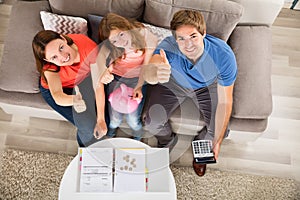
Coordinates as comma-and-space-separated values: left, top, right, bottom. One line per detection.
0, 0, 283, 165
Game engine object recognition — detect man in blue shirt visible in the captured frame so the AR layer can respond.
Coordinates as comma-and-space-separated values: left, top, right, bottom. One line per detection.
143, 10, 237, 176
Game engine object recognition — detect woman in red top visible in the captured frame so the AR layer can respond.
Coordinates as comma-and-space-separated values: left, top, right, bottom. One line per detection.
32, 30, 108, 147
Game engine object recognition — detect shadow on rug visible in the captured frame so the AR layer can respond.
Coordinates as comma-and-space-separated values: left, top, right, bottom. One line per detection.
0, 149, 299, 200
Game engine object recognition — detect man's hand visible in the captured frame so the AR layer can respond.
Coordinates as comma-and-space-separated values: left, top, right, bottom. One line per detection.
143, 49, 171, 84
73, 86, 86, 113
100, 64, 114, 84
212, 141, 221, 160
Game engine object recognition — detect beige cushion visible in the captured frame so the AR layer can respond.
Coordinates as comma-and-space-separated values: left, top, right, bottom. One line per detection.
0, 1, 50, 93
49, 0, 145, 20
143, 0, 243, 41
228, 26, 273, 119
40, 11, 88, 35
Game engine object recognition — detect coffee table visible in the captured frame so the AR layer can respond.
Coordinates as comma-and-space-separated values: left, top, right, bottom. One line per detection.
58, 138, 177, 200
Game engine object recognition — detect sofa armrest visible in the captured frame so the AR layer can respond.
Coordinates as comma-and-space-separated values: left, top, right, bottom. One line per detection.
228, 26, 273, 119
229, 0, 284, 25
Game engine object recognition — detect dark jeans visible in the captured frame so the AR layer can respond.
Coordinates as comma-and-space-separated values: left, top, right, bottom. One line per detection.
143, 78, 227, 147
40, 75, 109, 147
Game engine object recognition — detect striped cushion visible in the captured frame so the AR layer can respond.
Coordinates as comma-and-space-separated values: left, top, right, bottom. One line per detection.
40, 11, 88, 35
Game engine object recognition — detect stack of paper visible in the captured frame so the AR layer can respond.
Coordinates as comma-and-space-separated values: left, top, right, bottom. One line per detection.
114, 148, 146, 192
79, 148, 113, 192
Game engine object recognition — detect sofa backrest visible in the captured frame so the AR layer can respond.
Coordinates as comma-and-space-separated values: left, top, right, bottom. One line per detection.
143, 0, 243, 41
48, 0, 145, 20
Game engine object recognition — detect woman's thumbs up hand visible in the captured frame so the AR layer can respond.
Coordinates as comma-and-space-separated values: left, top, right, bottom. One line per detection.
73, 86, 86, 113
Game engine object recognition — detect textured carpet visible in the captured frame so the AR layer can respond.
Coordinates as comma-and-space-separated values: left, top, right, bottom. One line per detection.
0, 149, 299, 200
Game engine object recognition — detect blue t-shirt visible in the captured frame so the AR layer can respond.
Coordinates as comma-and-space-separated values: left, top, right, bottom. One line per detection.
154, 34, 237, 89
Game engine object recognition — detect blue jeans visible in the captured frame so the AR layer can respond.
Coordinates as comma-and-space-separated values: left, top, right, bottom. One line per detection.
40, 75, 109, 147
106, 76, 146, 140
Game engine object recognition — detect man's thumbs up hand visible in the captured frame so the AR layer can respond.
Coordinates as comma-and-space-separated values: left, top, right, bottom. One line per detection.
156, 49, 171, 83
143, 49, 171, 84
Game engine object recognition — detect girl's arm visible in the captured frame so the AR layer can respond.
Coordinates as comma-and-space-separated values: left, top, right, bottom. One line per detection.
95, 44, 113, 85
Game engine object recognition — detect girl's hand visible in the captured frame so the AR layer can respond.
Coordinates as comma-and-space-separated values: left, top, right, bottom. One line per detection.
94, 119, 108, 139
100, 64, 114, 84
132, 87, 143, 101
73, 86, 86, 113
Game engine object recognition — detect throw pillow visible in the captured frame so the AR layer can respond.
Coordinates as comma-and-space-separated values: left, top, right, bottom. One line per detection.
40, 11, 88, 35
87, 14, 103, 43
142, 23, 172, 44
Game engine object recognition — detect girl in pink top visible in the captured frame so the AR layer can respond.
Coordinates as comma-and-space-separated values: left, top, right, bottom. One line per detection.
94, 13, 157, 140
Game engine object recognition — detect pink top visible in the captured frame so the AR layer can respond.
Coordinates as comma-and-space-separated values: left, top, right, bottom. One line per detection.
112, 50, 145, 78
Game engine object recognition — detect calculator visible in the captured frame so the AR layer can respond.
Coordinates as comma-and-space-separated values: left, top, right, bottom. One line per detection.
192, 140, 216, 164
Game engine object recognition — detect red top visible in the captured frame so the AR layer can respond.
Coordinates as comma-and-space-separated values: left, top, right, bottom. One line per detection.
41, 34, 98, 89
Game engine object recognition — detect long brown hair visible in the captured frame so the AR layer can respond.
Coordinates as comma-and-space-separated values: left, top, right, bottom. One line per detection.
32, 30, 73, 83
98, 13, 145, 64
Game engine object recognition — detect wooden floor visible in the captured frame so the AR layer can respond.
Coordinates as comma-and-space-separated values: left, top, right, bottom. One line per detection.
1, 2, 300, 182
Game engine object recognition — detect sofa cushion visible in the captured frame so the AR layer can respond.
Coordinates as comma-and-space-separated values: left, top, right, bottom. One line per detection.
40, 11, 88, 35
48, 0, 145, 20
228, 26, 273, 119
0, 1, 50, 94
143, 0, 243, 41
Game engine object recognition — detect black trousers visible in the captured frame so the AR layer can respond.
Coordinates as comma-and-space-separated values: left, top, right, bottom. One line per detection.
143, 78, 220, 147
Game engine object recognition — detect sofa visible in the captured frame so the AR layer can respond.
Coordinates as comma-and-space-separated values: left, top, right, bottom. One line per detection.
0, 0, 283, 165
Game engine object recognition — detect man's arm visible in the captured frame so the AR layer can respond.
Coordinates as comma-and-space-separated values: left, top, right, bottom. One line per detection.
213, 83, 234, 159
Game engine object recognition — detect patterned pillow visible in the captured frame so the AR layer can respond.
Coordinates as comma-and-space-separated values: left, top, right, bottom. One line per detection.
142, 23, 172, 43
40, 11, 88, 35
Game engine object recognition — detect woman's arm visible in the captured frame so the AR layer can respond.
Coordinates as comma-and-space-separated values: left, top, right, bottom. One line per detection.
94, 82, 108, 138
45, 71, 74, 106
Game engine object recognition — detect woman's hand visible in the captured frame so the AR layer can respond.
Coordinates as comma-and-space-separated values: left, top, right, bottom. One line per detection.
100, 64, 114, 84
73, 86, 86, 113
93, 119, 108, 139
